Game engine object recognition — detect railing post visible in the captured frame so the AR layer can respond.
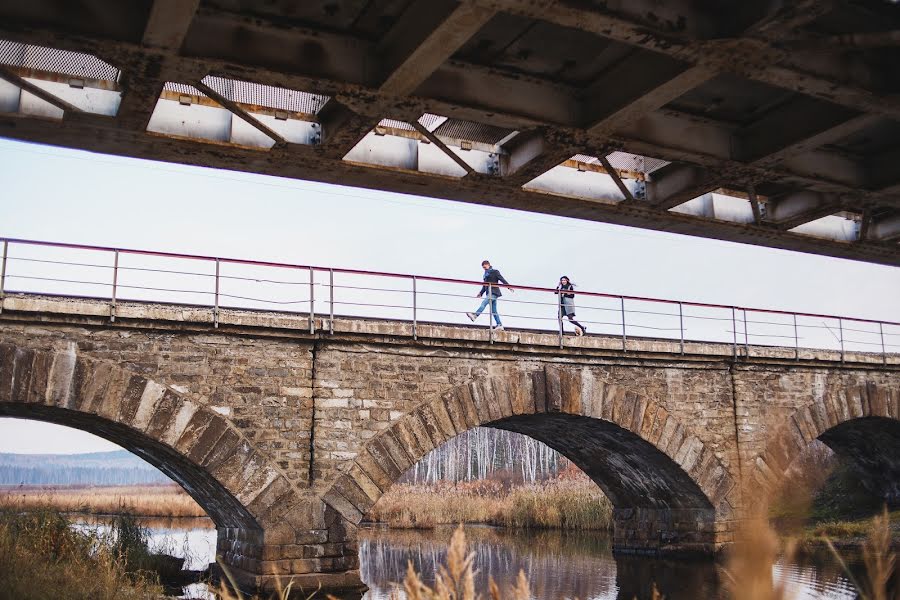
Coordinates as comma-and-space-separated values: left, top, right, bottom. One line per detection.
838, 318, 844, 363
743, 309, 749, 358
557, 291, 564, 349
309, 268, 315, 335
731, 307, 737, 359
0, 240, 7, 315
329, 268, 334, 335
880, 322, 886, 365
678, 302, 684, 354
110, 249, 119, 323
793, 314, 799, 360
620, 297, 627, 352
412, 276, 417, 341
213, 258, 220, 328
488, 283, 494, 344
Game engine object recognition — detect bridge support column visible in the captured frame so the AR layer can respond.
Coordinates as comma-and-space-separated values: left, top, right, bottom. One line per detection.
214, 501, 365, 595
611, 507, 724, 557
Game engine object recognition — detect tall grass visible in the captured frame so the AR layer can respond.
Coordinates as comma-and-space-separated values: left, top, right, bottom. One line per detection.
368, 474, 613, 530
0, 483, 206, 518
0, 507, 163, 600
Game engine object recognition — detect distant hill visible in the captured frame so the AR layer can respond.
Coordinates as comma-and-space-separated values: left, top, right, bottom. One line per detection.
0, 450, 172, 486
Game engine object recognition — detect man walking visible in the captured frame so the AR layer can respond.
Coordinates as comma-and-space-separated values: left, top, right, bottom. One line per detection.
466, 260, 513, 330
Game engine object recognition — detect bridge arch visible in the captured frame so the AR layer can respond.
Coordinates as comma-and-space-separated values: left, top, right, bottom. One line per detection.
0, 341, 341, 591
751, 381, 900, 503
324, 367, 737, 555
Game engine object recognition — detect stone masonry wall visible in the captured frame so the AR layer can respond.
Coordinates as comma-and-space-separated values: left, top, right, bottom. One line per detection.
0, 299, 897, 592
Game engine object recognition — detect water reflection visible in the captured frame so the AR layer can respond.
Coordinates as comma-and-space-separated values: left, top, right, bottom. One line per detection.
73, 518, 862, 599
358, 525, 857, 600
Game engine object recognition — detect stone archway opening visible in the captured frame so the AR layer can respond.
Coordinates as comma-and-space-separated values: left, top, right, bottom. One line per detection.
354, 411, 719, 556
0, 404, 258, 531
364, 424, 611, 530
774, 417, 900, 524
492, 413, 716, 556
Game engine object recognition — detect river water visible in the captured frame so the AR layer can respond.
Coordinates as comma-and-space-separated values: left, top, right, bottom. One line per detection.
95, 518, 860, 599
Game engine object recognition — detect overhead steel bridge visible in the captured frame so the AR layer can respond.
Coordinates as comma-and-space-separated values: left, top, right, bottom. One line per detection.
0, 0, 898, 264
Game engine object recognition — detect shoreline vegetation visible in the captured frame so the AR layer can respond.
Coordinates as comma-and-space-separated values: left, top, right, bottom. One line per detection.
2, 476, 898, 547
0, 483, 207, 518
367, 474, 614, 530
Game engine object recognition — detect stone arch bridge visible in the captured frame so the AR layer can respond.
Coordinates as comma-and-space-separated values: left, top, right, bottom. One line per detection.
0, 294, 898, 594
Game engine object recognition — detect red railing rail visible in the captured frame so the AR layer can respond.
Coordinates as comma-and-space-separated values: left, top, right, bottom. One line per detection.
0, 237, 897, 360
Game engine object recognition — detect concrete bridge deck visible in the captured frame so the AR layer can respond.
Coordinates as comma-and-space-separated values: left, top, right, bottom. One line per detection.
1, 292, 898, 594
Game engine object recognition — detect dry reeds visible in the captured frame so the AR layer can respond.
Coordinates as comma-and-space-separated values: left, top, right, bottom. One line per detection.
0, 483, 206, 518
369, 474, 612, 531
0, 507, 163, 600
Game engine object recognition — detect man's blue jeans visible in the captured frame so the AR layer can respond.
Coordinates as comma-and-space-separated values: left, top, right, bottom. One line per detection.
474, 294, 502, 326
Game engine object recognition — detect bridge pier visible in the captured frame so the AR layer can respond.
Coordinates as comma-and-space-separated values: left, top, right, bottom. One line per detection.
611, 507, 722, 557
213, 502, 365, 595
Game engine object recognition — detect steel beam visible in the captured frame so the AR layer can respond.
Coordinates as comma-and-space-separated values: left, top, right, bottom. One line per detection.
142, 0, 201, 50
378, 0, 496, 96
412, 120, 476, 176
193, 80, 288, 147
586, 61, 717, 136
765, 191, 842, 230
465, 0, 900, 119
0, 21, 891, 208
500, 131, 579, 186
870, 214, 900, 242
0, 66, 82, 114
645, 164, 720, 210
598, 155, 636, 202
3, 113, 895, 265
735, 99, 870, 164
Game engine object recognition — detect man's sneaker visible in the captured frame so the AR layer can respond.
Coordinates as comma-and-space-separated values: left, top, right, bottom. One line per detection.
494, 325, 504, 331
574, 325, 584, 336
466, 312, 476, 322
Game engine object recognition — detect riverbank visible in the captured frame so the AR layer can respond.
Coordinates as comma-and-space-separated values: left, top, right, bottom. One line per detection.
0, 507, 171, 600
0, 483, 206, 518
367, 475, 613, 530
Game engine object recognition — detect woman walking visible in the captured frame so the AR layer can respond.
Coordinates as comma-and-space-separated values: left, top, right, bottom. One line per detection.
555, 276, 586, 336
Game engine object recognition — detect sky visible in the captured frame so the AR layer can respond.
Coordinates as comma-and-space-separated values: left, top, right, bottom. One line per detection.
1, 136, 898, 454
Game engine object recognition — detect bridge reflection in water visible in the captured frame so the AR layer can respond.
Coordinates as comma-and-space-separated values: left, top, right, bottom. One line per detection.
358, 525, 856, 600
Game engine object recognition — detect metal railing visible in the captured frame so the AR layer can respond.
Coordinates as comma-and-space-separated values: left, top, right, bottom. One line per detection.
0, 237, 898, 361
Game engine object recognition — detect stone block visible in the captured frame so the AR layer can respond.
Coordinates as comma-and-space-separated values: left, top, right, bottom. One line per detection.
160, 400, 200, 447
559, 368, 582, 415
441, 392, 467, 438
354, 451, 391, 491
322, 489, 363, 525
467, 380, 492, 423
117, 374, 150, 424
25, 351, 52, 404
131, 380, 166, 431
490, 377, 514, 418
453, 384, 481, 428
9, 347, 36, 403
45, 344, 77, 406
393, 419, 425, 462
544, 365, 561, 412
428, 397, 457, 439
187, 415, 229, 464
347, 464, 382, 504
333, 475, 375, 515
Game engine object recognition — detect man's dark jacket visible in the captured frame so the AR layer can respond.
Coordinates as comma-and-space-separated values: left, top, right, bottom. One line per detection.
479, 268, 510, 297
